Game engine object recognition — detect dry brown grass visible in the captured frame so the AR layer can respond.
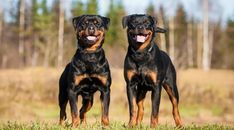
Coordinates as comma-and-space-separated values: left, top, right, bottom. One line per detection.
0, 68, 233, 125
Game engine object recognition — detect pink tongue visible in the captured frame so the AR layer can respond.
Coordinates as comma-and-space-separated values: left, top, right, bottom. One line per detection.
136, 35, 146, 42
87, 36, 97, 41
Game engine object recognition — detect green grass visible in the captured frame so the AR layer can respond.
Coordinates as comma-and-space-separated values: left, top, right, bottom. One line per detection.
0, 122, 233, 130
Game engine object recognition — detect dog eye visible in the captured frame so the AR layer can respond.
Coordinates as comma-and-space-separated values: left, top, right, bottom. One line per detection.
95, 22, 101, 26
144, 20, 150, 25
130, 23, 136, 28
81, 23, 86, 27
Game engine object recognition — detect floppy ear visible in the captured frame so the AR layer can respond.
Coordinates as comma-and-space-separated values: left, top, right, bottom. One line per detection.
72, 15, 83, 30
101, 16, 110, 30
155, 27, 167, 33
148, 15, 158, 31
122, 15, 130, 28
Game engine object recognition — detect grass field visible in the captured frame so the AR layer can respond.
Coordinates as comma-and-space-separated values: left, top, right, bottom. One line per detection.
0, 68, 233, 129
0, 121, 234, 130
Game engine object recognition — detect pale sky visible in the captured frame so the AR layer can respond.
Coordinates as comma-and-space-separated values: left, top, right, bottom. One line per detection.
1, 0, 234, 26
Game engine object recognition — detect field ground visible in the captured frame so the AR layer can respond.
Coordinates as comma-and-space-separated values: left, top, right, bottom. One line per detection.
0, 68, 233, 129
0, 121, 234, 130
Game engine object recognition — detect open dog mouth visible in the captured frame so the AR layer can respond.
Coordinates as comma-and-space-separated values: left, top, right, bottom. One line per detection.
86, 34, 100, 42
132, 33, 151, 43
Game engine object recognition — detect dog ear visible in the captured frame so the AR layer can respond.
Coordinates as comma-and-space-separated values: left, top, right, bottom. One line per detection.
148, 15, 158, 31
155, 27, 167, 33
72, 15, 83, 30
148, 15, 167, 33
122, 16, 130, 28
101, 16, 110, 30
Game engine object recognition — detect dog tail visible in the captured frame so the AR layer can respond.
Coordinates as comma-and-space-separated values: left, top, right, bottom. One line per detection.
58, 63, 70, 115
172, 63, 180, 103
172, 83, 180, 103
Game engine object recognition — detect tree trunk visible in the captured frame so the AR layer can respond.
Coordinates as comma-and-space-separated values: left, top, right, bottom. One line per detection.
1, 55, 8, 69
57, 0, 64, 68
169, 16, 175, 63
31, 34, 38, 67
0, 8, 8, 68
197, 22, 203, 69
31, 49, 38, 67
19, 0, 25, 67
202, 0, 210, 71
43, 39, 50, 68
208, 25, 214, 69
0, 7, 2, 46
187, 22, 194, 67
157, 10, 166, 52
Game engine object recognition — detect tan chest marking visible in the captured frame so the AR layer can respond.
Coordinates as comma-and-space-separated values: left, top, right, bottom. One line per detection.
74, 74, 88, 85
91, 74, 108, 86
74, 74, 108, 86
144, 71, 157, 84
126, 70, 137, 81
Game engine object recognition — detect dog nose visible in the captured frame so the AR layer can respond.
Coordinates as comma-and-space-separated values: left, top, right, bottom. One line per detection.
88, 26, 95, 34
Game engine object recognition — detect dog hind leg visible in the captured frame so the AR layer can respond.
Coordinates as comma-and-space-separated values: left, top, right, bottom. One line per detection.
163, 83, 183, 127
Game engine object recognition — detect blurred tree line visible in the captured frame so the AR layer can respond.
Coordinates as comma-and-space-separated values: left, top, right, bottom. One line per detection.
0, 0, 234, 70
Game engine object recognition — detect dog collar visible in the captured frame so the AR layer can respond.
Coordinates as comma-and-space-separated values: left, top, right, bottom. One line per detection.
77, 45, 102, 54
130, 44, 153, 54
129, 44, 154, 65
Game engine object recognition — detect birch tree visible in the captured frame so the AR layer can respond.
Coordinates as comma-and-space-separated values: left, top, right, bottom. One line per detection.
169, 16, 175, 63
158, 6, 166, 52
202, 0, 210, 71
57, 0, 64, 68
187, 21, 194, 67
0, 7, 7, 68
0, 7, 2, 46
197, 22, 203, 68
19, 0, 25, 66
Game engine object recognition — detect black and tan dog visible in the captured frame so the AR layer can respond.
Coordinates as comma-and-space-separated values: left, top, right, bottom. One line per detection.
122, 14, 183, 128
59, 15, 111, 127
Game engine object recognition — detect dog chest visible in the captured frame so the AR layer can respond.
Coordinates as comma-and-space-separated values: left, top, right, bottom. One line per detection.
73, 74, 108, 87
126, 68, 158, 87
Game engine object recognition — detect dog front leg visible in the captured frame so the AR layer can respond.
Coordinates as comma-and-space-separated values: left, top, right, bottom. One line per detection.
127, 83, 137, 127
79, 96, 93, 126
68, 88, 79, 127
136, 89, 147, 125
100, 87, 110, 126
150, 86, 162, 128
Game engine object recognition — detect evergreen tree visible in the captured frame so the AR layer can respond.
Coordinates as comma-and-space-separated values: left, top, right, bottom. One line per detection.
146, 2, 155, 15
86, 0, 98, 14
174, 4, 188, 68
106, 0, 126, 47
223, 19, 234, 68
146, 3, 167, 52
71, 0, 85, 17
210, 20, 222, 68
31, 0, 55, 66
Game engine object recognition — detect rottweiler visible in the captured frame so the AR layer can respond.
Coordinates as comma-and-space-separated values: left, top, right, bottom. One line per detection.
122, 14, 183, 128
58, 15, 111, 127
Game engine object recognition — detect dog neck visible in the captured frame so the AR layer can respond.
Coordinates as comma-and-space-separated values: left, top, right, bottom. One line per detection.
77, 44, 103, 54
130, 42, 153, 54
129, 43, 154, 64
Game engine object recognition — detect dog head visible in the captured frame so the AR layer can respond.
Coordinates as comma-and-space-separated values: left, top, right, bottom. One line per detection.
73, 15, 110, 51
122, 14, 166, 51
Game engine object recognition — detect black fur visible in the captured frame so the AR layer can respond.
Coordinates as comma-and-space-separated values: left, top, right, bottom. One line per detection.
59, 15, 111, 127
122, 14, 182, 128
